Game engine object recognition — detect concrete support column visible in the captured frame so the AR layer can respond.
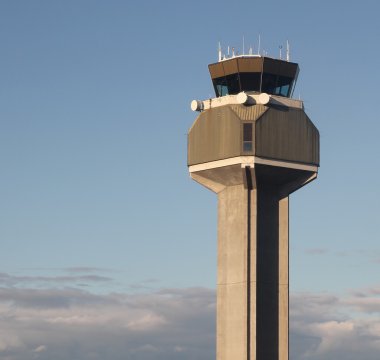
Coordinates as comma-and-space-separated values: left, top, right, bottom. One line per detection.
217, 184, 250, 360
279, 197, 289, 360
216, 180, 289, 360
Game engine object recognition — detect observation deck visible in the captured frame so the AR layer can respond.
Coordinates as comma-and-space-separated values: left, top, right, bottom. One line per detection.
209, 55, 299, 98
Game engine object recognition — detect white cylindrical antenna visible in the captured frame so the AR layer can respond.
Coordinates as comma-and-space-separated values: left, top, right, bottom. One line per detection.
232, 47, 235, 57
286, 40, 290, 62
218, 42, 222, 62
227, 46, 230, 57
258, 92, 270, 105
258, 34, 261, 55
249, 45, 253, 55
279, 45, 282, 60
237, 92, 249, 105
191, 100, 204, 112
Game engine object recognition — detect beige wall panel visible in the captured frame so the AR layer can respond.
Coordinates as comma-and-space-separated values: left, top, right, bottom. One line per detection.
255, 108, 320, 165
188, 107, 242, 165
189, 105, 319, 166
230, 104, 268, 122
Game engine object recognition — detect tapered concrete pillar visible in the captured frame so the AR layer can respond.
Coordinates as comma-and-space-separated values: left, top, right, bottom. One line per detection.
215, 171, 290, 360
278, 196, 289, 360
217, 184, 251, 360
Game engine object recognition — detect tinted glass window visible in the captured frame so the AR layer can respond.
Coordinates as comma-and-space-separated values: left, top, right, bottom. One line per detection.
213, 77, 228, 97
243, 123, 253, 152
262, 73, 293, 97
261, 73, 277, 94
213, 71, 294, 97
274, 76, 293, 97
239, 72, 261, 92
243, 142, 253, 151
213, 74, 241, 96
243, 123, 253, 141
216, 84, 229, 96
225, 74, 241, 95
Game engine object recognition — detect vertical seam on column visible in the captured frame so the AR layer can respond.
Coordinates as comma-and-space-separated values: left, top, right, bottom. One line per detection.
245, 167, 253, 360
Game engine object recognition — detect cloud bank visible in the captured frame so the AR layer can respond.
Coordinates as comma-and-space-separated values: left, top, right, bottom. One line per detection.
0, 272, 380, 360
0, 284, 215, 360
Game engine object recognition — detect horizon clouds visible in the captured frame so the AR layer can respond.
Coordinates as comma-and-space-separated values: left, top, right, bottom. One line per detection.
0, 271, 380, 360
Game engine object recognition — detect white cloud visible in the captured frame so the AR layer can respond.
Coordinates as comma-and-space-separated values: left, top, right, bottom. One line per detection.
1, 270, 380, 360
343, 296, 380, 313
126, 313, 167, 331
290, 288, 380, 360
33, 345, 47, 353
0, 272, 112, 287
0, 286, 215, 360
308, 320, 354, 354
0, 330, 23, 352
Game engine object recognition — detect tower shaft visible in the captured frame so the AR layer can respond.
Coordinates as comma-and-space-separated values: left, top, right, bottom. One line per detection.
217, 174, 288, 360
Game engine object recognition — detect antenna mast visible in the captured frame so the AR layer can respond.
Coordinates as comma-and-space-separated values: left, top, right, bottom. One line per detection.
286, 40, 290, 61
258, 34, 261, 55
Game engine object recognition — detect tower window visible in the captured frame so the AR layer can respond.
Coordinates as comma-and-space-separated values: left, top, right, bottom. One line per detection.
262, 74, 293, 97
213, 74, 241, 96
243, 123, 253, 152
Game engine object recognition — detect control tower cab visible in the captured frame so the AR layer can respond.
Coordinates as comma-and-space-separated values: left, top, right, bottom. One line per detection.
188, 52, 319, 194
209, 55, 299, 98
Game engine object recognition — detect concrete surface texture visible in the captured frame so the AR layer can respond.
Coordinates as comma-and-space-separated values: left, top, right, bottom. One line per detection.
216, 169, 291, 360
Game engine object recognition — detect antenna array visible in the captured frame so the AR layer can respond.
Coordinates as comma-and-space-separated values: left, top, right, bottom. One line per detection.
217, 37, 291, 63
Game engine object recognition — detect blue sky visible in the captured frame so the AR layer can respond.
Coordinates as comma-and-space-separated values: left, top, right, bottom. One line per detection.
0, 1, 380, 359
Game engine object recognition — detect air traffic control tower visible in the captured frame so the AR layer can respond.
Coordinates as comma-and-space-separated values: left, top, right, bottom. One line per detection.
187, 47, 319, 360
